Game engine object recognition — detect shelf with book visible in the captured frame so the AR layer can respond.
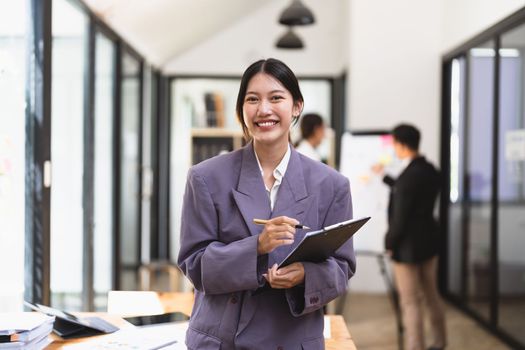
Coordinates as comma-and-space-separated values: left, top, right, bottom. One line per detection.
190, 128, 244, 165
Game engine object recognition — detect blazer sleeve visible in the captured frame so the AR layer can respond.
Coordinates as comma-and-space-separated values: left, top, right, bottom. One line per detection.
384, 178, 415, 250
383, 174, 396, 187
177, 168, 262, 295
285, 175, 355, 316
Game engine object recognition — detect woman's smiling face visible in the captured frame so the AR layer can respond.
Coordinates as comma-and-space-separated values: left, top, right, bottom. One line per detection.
242, 72, 302, 147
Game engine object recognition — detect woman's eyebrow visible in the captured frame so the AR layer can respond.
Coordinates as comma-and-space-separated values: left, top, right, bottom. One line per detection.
246, 89, 286, 95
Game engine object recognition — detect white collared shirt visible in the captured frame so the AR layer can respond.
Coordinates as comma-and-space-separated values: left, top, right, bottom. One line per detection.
295, 140, 321, 162
254, 144, 291, 211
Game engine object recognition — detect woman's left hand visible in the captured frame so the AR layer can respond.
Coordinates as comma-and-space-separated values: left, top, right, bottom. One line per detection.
263, 262, 305, 289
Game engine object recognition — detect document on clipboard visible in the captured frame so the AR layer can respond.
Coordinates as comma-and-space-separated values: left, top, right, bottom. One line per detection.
278, 216, 371, 268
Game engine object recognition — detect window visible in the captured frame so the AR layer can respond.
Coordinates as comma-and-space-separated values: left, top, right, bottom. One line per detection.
119, 51, 142, 290
465, 41, 496, 320
0, 0, 27, 312
447, 56, 466, 297
498, 23, 525, 345
442, 8, 525, 349
93, 30, 116, 310
50, 0, 88, 311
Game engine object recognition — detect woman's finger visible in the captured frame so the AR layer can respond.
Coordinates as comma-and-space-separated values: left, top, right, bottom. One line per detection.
271, 216, 299, 227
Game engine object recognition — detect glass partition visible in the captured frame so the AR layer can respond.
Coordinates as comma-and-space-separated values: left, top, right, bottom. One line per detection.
0, 0, 27, 312
140, 66, 157, 263
93, 31, 116, 310
443, 10, 525, 349
465, 41, 495, 320
119, 51, 142, 290
50, 0, 87, 311
448, 56, 466, 298
498, 23, 525, 344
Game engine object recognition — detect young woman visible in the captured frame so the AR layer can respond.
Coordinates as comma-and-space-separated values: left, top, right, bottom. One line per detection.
177, 58, 355, 350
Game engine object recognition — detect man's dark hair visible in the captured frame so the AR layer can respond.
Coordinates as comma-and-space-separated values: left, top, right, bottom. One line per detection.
392, 124, 420, 151
300, 113, 324, 140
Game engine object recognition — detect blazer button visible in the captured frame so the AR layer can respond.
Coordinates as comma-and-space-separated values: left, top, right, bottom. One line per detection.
231, 296, 238, 304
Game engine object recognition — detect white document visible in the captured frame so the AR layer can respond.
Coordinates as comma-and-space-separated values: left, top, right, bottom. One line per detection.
505, 129, 525, 161
64, 322, 188, 350
0, 312, 54, 335
323, 316, 331, 339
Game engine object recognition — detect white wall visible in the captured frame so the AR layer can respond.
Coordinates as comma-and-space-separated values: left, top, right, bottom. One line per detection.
163, 0, 346, 76
442, 0, 525, 53
347, 0, 443, 165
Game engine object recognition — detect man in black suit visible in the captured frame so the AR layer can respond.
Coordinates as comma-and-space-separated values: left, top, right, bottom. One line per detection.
373, 124, 446, 350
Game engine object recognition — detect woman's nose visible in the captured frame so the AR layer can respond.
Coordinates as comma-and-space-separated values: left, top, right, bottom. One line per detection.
258, 99, 271, 116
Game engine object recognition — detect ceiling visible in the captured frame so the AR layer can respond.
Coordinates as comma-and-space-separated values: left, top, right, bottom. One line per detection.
83, 0, 269, 67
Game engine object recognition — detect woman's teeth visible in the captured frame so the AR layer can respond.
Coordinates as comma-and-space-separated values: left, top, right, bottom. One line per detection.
257, 121, 278, 127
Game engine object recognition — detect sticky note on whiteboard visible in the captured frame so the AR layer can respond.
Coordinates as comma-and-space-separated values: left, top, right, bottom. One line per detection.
505, 130, 525, 161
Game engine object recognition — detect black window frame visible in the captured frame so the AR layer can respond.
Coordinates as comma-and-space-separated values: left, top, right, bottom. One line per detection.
25, 0, 162, 311
441, 6, 525, 349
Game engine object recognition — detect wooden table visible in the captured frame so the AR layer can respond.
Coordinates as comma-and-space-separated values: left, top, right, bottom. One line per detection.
47, 292, 356, 349
325, 315, 356, 350
45, 314, 133, 349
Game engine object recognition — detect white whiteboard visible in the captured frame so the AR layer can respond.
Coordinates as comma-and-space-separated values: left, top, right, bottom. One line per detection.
340, 132, 402, 292
340, 132, 399, 253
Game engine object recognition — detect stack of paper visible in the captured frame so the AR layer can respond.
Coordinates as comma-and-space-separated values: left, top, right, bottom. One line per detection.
63, 322, 187, 350
0, 312, 55, 349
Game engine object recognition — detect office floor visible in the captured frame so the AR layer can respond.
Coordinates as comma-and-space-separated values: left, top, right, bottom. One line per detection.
342, 293, 512, 350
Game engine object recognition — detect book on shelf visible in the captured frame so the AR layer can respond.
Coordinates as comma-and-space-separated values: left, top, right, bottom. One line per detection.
204, 92, 225, 128
214, 93, 225, 128
192, 136, 234, 165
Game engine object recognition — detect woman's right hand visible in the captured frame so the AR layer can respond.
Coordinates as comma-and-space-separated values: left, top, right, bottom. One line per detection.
257, 216, 298, 255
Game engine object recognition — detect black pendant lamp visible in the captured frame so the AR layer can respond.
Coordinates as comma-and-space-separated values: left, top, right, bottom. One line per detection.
279, 0, 315, 26
276, 28, 304, 49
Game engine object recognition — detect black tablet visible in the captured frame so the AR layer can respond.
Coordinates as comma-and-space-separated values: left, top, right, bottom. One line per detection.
24, 301, 119, 338
123, 312, 189, 326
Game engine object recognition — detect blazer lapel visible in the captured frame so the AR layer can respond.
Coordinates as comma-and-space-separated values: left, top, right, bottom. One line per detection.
270, 149, 315, 266
271, 149, 311, 223
232, 143, 272, 236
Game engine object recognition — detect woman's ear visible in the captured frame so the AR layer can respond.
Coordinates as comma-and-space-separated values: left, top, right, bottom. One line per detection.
293, 101, 304, 118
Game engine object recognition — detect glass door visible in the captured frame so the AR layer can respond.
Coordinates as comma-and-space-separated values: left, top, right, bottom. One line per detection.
498, 23, 525, 344
50, 0, 88, 311
119, 51, 142, 290
464, 41, 496, 320
93, 30, 116, 310
448, 56, 467, 298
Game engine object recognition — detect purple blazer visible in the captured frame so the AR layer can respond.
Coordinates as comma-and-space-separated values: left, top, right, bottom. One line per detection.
177, 142, 355, 350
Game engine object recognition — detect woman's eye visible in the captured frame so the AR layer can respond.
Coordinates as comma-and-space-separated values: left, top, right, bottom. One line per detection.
245, 96, 258, 103
271, 95, 284, 101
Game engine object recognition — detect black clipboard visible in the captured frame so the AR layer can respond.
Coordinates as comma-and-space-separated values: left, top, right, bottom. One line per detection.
252, 216, 370, 295
278, 216, 371, 268
24, 301, 119, 339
